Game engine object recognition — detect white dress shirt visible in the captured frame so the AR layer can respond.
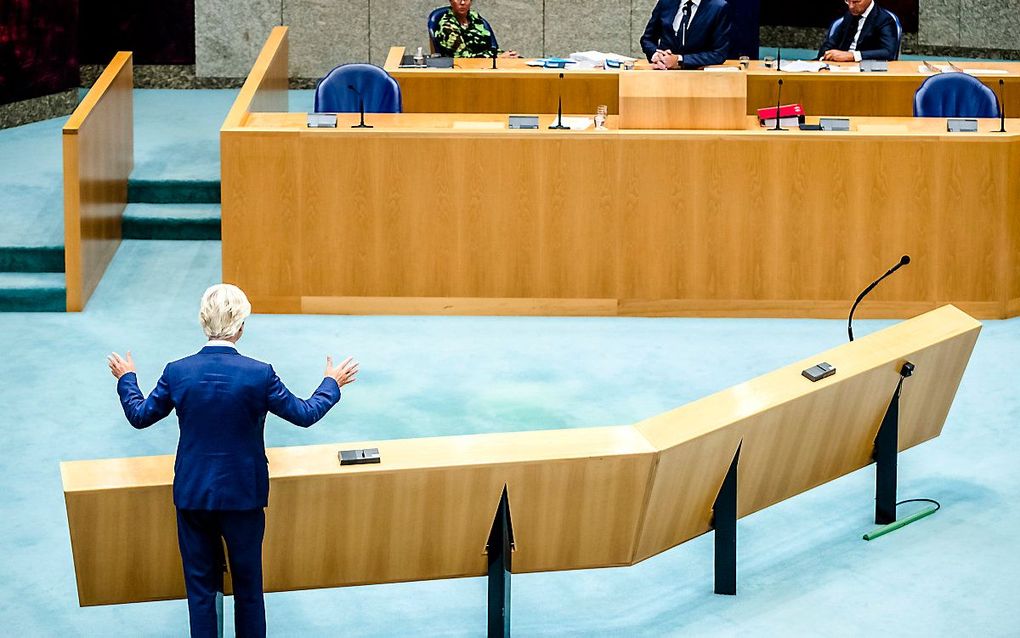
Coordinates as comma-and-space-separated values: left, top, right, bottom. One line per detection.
672, 0, 701, 45
206, 339, 238, 349
849, 1, 875, 62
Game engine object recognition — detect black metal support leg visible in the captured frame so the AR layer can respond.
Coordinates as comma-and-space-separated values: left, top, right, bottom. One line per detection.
487, 485, 515, 638
873, 378, 903, 525
713, 444, 740, 595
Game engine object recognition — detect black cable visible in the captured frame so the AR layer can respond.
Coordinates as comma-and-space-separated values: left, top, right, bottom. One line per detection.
896, 498, 941, 512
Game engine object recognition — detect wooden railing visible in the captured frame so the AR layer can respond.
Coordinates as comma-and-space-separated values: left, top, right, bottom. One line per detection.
62, 51, 133, 312
221, 26, 289, 129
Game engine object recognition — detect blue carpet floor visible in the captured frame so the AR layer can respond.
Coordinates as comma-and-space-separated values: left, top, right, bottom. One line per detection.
0, 240, 1017, 636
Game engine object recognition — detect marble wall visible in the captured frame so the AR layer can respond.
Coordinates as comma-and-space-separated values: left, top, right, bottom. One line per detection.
186, 0, 1019, 80
195, 0, 679, 79
920, 0, 1020, 50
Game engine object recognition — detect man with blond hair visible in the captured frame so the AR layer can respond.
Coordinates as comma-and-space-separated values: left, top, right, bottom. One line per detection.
107, 283, 358, 637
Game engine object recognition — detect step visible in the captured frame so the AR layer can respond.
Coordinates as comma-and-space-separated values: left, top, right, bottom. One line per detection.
0, 245, 64, 273
122, 203, 221, 240
0, 272, 66, 312
128, 179, 221, 204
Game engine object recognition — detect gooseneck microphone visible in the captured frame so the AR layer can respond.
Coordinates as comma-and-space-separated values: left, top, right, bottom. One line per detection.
347, 85, 372, 129
848, 255, 911, 341
549, 73, 568, 130
770, 79, 786, 131
491, 45, 498, 70
997, 79, 1007, 133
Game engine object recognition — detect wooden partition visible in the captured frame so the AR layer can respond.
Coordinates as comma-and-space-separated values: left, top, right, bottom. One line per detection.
63, 52, 133, 312
619, 71, 746, 129
62, 305, 979, 606
221, 26, 288, 129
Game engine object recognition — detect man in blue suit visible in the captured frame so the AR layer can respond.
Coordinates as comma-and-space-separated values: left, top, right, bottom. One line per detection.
107, 283, 359, 637
641, 0, 732, 69
818, 0, 899, 62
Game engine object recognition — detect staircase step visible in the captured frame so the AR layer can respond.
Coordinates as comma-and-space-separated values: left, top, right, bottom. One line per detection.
122, 203, 221, 240
0, 245, 65, 273
0, 272, 65, 312
128, 179, 220, 204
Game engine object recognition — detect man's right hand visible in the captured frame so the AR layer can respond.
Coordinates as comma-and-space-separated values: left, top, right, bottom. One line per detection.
108, 351, 136, 379
651, 49, 670, 65
325, 356, 359, 388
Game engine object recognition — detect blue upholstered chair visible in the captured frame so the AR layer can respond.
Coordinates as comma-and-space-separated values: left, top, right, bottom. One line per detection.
427, 7, 499, 56
827, 10, 903, 60
313, 64, 402, 114
913, 72, 1001, 118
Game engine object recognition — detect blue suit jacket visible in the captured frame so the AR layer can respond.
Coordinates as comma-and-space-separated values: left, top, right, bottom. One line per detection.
641, 0, 732, 68
117, 346, 341, 510
817, 4, 899, 61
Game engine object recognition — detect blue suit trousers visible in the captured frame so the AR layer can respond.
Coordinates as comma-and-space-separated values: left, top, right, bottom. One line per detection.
176, 509, 266, 638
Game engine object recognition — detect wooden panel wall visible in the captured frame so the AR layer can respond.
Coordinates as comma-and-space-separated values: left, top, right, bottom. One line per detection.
222, 113, 1020, 319
62, 306, 980, 605
63, 51, 133, 312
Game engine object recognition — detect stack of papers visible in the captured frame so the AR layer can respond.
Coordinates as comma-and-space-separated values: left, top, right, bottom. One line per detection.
779, 60, 827, 73
919, 64, 1010, 76
569, 51, 638, 65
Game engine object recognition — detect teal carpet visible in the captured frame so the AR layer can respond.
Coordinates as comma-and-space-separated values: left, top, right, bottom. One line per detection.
0, 240, 1017, 636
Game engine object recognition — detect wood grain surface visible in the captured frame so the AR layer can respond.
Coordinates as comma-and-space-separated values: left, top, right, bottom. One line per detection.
63, 52, 133, 312
62, 306, 980, 605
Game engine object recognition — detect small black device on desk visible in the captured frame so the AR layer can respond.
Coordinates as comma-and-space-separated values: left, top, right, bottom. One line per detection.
400, 55, 454, 69
802, 362, 836, 382
339, 448, 381, 465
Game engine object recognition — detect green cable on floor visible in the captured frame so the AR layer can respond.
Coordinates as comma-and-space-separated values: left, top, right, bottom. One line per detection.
863, 499, 941, 541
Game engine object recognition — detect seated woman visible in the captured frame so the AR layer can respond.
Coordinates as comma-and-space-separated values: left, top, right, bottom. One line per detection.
432, 0, 518, 58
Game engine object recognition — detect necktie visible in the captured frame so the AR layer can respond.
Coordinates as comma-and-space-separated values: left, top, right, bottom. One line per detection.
841, 15, 862, 51
679, 1, 692, 47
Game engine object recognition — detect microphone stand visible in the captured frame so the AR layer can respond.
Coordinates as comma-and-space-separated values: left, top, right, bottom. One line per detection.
770, 79, 786, 131
348, 85, 372, 129
549, 72, 569, 130
848, 255, 911, 341
997, 79, 1007, 133
491, 46, 498, 70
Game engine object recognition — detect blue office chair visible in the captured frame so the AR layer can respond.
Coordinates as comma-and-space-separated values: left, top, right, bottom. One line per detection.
913, 72, 1000, 118
313, 64, 402, 114
427, 7, 499, 56
826, 9, 902, 60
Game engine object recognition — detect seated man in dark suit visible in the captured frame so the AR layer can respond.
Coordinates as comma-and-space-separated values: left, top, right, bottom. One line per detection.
641, 0, 732, 70
818, 0, 899, 62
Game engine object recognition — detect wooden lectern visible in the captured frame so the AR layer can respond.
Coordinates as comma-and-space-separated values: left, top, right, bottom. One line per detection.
62, 306, 980, 634
619, 71, 747, 130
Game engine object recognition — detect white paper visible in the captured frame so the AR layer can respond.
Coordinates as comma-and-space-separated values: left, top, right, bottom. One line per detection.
828, 65, 862, 73
569, 51, 638, 64
918, 63, 1010, 76
555, 116, 594, 131
703, 66, 741, 72
779, 60, 827, 73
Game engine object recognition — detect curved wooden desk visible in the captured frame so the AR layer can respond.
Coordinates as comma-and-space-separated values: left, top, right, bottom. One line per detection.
62, 305, 980, 606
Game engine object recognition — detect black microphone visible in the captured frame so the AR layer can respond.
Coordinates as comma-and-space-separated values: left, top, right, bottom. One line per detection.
997, 78, 1006, 133
769, 79, 786, 131
848, 255, 911, 341
347, 84, 372, 129
491, 44, 498, 70
549, 72, 568, 130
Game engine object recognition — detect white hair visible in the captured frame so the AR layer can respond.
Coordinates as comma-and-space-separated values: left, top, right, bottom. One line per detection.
199, 284, 251, 340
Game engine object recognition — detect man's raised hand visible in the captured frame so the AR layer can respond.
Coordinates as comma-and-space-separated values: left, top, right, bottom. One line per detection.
107, 351, 136, 379
325, 356, 359, 388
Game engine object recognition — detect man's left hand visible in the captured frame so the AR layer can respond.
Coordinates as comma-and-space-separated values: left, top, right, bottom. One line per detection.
822, 50, 855, 62
108, 351, 136, 379
653, 53, 681, 70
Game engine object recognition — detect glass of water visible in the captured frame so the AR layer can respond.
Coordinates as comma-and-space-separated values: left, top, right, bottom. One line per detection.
594, 105, 608, 129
